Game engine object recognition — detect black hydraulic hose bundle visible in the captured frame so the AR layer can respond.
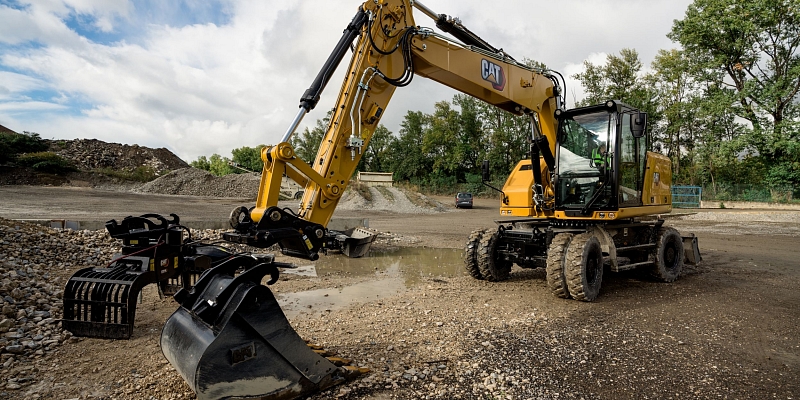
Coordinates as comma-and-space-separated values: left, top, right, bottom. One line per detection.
370, 26, 418, 87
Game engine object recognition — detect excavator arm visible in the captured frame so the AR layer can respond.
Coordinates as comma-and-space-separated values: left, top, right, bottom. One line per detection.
223, 0, 563, 261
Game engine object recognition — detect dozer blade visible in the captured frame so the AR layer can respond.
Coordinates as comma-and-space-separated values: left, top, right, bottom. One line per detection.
682, 234, 702, 265
161, 256, 363, 400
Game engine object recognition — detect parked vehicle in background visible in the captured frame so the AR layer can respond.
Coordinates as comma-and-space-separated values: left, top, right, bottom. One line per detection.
455, 192, 473, 208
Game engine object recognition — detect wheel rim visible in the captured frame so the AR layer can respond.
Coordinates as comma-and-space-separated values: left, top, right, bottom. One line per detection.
664, 240, 678, 271
586, 255, 599, 286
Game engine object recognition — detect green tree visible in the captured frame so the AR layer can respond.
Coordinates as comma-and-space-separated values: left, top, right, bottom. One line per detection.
208, 154, 234, 176
423, 101, 462, 178
670, 0, 800, 190
190, 155, 211, 171
291, 110, 332, 165
231, 145, 266, 172
573, 49, 645, 107
388, 110, 431, 181
358, 124, 394, 172
453, 94, 486, 177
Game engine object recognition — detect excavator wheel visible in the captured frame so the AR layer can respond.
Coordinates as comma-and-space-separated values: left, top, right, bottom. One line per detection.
546, 233, 573, 299
477, 230, 511, 281
651, 227, 684, 282
464, 228, 487, 280
564, 233, 604, 302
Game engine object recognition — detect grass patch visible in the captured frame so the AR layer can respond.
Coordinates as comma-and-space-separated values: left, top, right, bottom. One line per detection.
349, 181, 373, 201
376, 186, 394, 201
402, 188, 440, 208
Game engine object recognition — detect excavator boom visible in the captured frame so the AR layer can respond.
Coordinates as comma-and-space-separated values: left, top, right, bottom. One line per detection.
221, 0, 564, 262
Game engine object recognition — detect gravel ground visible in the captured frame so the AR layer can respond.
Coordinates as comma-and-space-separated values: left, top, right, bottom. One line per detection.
0, 195, 798, 400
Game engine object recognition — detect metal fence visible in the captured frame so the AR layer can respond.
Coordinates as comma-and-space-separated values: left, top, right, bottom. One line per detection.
671, 185, 702, 208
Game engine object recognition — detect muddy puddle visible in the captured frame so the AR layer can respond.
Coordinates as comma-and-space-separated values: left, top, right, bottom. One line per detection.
277, 247, 464, 318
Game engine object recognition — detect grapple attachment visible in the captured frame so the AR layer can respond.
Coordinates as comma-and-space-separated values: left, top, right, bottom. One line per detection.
63, 214, 186, 339
63, 257, 169, 339
161, 256, 362, 400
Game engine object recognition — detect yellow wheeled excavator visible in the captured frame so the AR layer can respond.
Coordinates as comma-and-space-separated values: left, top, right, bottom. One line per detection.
64, 1, 701, 398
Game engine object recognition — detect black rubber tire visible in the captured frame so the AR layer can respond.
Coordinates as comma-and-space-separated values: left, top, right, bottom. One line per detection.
565, 233, 604, 302
546, 233, 573, 299
294, 191, 304, 200
464, 229, 486, 280
651, 227, 684, 282
477, 230, 512, 282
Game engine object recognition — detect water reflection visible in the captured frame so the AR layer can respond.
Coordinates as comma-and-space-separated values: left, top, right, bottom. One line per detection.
278, 247, 465, 318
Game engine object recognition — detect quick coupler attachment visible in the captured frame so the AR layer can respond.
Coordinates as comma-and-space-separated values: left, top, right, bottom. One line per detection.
161, 256, 363, 400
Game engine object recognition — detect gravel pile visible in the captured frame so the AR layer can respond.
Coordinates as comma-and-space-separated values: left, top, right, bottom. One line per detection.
337, 186, 448, 214
48, 139, 188, 172
0, 219, 119, 391
669, 211, 800, 236
135, 169, 448, 214
134, 168, 260, 198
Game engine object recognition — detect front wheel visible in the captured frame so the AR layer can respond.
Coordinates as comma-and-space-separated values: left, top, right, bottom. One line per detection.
477, 230, 512, 282
651, 227, 684, 282
464, 229, 486, 280
546, 233, 574, 299
565, 233, 604, 302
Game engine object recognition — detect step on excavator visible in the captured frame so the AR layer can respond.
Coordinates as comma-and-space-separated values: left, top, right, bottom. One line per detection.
63, 1, 700, 398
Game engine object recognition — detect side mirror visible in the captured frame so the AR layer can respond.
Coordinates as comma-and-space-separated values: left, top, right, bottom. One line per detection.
481, 160, 490, 182
630, 112, 647, 138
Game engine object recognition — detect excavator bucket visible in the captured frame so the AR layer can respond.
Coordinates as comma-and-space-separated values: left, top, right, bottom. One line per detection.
327, 227, 377, 258
161, 256, 364, 400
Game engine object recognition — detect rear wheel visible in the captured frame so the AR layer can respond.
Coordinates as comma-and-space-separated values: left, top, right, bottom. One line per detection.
565, 233, 604, 302
464, 229, 486, 280
651, 227, 683, 282
546, 233, 573, 299
477, 230, 512, 281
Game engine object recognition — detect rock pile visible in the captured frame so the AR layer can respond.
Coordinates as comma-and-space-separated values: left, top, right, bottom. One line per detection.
48, 138, 188, 172
0, 218, 117, 389
134, 168, 261, 198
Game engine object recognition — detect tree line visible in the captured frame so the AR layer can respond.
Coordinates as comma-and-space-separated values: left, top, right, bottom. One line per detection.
192, 0, 799, 201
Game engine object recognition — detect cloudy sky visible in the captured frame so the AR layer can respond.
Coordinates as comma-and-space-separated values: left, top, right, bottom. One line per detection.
0, 0, 693, 162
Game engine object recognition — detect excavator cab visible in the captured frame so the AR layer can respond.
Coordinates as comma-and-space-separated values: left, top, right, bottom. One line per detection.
554, 100, 647, 216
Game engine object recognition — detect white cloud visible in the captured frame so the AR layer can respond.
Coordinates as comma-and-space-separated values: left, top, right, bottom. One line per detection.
0, 0, 693, 162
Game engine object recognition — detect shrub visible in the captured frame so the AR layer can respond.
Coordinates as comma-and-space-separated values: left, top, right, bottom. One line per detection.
349, 181, 372, 201
16, 152, 77, 174
0, 132, 48, 163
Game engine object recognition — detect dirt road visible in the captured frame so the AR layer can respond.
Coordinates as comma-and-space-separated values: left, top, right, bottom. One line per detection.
0, 186, 798, 399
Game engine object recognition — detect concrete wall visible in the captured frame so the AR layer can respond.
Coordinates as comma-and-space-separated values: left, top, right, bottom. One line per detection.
357, 172, 393, 187
700, 200, 800, 210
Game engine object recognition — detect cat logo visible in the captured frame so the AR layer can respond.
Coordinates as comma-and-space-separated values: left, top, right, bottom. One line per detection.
481, 59, 505, 91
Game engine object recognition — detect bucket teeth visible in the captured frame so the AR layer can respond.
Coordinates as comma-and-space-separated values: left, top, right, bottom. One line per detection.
326, 356, 352, 366
312, 349, 337, 357
342, 365, 371, 378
